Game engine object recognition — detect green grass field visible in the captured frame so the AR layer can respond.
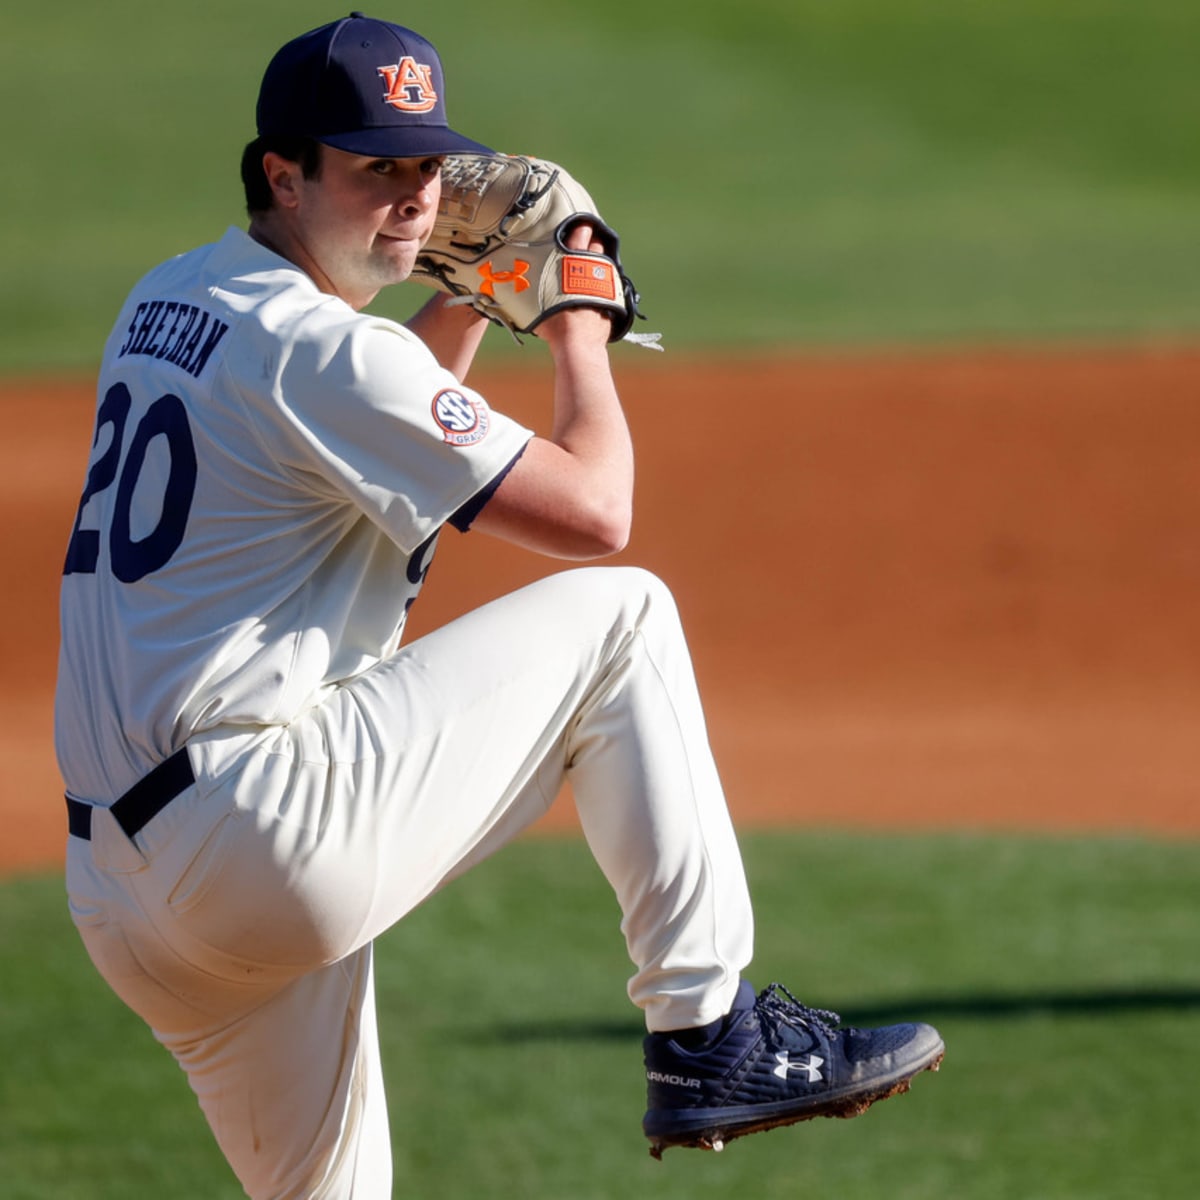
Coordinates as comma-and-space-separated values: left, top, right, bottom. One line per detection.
2, 831, 1198, 1198
3, 1, 1200, 370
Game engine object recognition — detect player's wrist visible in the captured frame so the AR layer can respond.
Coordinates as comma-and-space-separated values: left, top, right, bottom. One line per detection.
540, 307, 614, 352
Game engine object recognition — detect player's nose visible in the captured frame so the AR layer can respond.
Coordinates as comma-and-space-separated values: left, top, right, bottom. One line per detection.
395, 170, 437, 217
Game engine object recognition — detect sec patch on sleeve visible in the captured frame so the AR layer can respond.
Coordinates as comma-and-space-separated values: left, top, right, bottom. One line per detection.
432, 388, 491, 446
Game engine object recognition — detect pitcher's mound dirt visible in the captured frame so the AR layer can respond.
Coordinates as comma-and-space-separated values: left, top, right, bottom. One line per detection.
6, 343, 1198, 872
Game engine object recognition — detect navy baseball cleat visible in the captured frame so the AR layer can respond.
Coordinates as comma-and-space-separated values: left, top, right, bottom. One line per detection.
643, 980, 944, 1158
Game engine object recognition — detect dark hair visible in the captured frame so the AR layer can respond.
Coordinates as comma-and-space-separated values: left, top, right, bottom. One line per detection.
240, 135, 324, 215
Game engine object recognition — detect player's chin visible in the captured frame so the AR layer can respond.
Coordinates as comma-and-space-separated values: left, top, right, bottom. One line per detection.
375, 235, 422, 280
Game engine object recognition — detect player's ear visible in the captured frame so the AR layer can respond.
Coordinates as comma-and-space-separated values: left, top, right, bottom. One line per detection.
261, 152, 303, 209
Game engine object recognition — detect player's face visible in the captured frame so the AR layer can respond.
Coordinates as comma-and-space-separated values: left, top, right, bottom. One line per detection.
291, 147, 443, 308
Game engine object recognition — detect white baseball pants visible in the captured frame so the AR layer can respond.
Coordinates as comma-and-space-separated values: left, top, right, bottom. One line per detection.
65, 566, 754, 1199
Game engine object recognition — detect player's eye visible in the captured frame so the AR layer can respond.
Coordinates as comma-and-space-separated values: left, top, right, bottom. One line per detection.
369, 159, 396, 176
420, 157, 445, 178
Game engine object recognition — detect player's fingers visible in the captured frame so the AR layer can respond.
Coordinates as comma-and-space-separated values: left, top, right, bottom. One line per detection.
565, 220, 603, 254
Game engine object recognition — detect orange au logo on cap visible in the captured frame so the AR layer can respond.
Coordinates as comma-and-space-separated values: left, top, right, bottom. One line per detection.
378, 57, 438, 112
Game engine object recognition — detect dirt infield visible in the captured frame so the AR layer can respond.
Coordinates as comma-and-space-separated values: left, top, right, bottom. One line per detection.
5, 343, 1198, 872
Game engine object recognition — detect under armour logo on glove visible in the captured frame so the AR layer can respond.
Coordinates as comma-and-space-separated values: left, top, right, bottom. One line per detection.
478, 260, 531, 297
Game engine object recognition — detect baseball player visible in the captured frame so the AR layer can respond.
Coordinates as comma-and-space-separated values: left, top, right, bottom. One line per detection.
56, 13, 943, 1197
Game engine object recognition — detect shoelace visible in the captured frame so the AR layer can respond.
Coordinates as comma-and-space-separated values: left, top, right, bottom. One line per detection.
756, 982, 842, 1034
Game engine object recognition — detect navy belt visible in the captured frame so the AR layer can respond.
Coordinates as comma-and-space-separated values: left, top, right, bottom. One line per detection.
66, 749, 195, 842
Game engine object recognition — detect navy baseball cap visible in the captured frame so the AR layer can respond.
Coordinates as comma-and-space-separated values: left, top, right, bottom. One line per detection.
256, 12, 492, 157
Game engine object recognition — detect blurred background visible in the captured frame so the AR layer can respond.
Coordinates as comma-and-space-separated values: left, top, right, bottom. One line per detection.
2, 3, 1198, 1197
3, 0, 1200, 368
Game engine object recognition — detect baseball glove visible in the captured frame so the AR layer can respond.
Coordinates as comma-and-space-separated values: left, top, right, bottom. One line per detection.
412, 153, 661, 349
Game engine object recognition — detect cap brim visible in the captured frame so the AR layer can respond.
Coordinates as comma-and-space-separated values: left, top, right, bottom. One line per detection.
318, 125, 492, 158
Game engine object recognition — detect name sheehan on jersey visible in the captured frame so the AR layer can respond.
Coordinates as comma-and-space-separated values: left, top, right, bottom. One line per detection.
117, 299, 230, 377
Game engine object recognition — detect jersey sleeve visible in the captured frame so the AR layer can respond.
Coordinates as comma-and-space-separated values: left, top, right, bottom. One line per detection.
263, 312, 532, 553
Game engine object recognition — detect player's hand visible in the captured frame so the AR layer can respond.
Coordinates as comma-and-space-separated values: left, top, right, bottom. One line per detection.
538, 222, 614, 346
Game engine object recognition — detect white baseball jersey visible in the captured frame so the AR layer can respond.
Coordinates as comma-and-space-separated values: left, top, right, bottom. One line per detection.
56, 226, 533, 802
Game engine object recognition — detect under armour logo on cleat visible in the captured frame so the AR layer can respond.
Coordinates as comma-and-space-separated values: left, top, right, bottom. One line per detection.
773, 1052, 824, 1082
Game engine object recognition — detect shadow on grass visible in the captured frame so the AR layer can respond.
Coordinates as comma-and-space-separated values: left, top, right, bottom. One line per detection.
846, 987, 1200, 1024
487, 986, 1200, 1043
